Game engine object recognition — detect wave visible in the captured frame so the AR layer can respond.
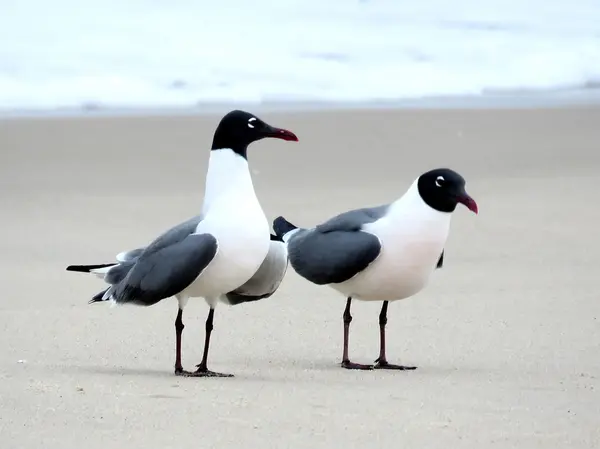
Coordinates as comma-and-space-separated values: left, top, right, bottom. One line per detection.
1, 0, 599, 110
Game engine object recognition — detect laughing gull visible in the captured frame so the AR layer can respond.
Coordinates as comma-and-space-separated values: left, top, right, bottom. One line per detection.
66, 110, 297, 377
273, 168, 477, 370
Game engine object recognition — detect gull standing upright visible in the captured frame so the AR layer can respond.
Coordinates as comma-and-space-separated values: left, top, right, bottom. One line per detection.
273, 168, 477, 370
66, 110, 298, 377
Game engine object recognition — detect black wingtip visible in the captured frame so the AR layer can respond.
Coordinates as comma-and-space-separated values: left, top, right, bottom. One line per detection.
273, 216, 297, 238
88, 288, 110, 304
436, 250, 444, 269
66, 263, 116, 273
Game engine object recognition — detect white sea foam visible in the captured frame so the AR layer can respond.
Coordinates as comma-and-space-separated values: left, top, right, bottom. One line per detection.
1, 0, 599, 110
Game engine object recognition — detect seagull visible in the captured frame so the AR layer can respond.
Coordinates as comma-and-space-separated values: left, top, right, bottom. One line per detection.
66, 110, 297, 378
273, 168, 477, 371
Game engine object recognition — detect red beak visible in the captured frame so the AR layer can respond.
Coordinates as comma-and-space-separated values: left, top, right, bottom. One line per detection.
264, 125, 299, 142
458, 194, 478, 214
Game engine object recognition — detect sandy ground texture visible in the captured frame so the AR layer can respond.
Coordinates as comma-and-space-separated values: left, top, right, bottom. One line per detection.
1, 106, 599, 449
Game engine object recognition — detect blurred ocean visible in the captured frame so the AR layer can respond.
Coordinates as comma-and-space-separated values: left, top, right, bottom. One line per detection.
1, 0, 599, 111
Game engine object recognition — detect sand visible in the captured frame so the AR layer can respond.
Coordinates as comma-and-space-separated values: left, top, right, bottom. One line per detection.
0, 106, 599, 449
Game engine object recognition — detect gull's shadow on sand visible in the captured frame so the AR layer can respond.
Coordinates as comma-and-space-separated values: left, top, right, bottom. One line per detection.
66, 365, 174, 378
60, 359, 492, 384
64, 359, 363, 383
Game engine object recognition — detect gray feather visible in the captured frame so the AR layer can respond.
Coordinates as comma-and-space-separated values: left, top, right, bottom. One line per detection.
85, 214, 212, 306
111, 233, 218, 306
315, 204, 389, 233
288, 230, 380, 285
285, 205, 387, 286
140, 215, 203, 256
116, 248, 146, 263
105, 215, 204, 288
104, 261, 136, 285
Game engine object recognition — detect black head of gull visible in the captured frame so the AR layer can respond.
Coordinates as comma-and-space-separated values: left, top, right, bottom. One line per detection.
417, 168, 478, 214
211, 110, 299, 159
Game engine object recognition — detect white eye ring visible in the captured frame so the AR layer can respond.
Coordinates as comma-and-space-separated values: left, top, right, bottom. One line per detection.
435, 176, 445, 187
247, 117, 257, 128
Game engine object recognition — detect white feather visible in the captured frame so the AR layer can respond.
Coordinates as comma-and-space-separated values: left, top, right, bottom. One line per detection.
282, 228, 300, 243
115, 251, 130, 263
90, 266, 114, 279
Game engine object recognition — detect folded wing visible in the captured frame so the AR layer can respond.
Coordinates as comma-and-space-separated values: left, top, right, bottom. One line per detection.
110, 233, 218, 306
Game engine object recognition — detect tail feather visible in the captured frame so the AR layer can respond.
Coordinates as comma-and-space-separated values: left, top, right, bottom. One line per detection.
273, 216, 298, 239
66, 263, 116, 273
67, 263, 120, 305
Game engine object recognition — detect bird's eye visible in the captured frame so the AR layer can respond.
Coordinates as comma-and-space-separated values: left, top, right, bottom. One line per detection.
247, 117, 257, 128
435, 176, 445, 187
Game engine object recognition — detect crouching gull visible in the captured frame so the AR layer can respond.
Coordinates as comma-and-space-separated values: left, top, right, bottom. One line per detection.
66, 110, 297, 377
273, 168, 477, 371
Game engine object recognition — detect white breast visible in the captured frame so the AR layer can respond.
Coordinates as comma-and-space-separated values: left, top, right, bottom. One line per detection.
182, 149, 270, 298
332, 180, 452, 302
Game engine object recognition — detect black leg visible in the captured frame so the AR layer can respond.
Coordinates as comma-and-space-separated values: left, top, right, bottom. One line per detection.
197, 308, 215, 371
174, 308, 185, 374
179, 307, 233, 378
341, 297, 373, 370
374, 301, 416, 371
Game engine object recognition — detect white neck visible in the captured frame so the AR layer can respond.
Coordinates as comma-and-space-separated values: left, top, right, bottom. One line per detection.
202, 148, 255, 214
387, 178, 452, 225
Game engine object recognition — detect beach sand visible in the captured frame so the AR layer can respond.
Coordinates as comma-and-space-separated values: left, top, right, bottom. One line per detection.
1, 106, 599, 448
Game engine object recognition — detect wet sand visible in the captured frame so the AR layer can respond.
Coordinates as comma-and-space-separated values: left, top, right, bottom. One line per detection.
1, 106, 599, 448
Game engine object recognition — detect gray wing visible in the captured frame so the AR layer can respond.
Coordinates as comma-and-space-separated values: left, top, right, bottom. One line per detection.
287, 205, 387, 285
141, 215, 203, 255
224, 236, 289, 305
89, 215, 209, 305
316, 204, 389, 233
104, 261, 136, 285
110, 233, 218, 306
107, 215, 203, 281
